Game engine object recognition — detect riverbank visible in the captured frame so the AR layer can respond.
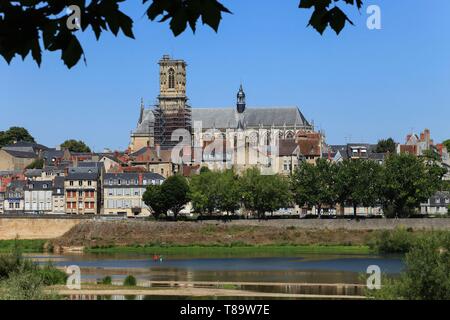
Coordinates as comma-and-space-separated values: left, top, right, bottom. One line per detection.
52, 220, 376, 250
85, 244, 371, 255
51, 283, 366, 300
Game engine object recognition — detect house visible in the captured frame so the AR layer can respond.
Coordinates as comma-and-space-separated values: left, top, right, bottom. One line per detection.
103, 172, 165, 216
129, 146, 178, 178
64, 171, 100, 215
277, 139, 301, 175
326, 144, 385, 164
3, 180, 26, 214
420, 191, 450, 215
398, 129, 434, 156
0, 149, 37, 171
24, 181, 53, 214
52, 176, 65, 214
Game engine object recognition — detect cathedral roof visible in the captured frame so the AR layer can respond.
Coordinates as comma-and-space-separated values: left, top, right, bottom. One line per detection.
133, 109, 155, 135
191, 107, 311, 130
133, 106, 311, 135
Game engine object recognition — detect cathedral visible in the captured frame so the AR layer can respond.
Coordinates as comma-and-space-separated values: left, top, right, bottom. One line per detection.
129, 55, 314, 153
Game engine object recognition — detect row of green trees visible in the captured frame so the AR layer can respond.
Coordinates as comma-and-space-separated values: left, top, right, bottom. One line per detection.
293, 154, 446, 218
143, 153, 446, 219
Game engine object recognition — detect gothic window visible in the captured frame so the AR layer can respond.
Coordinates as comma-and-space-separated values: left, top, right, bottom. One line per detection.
168, 68, 175, 89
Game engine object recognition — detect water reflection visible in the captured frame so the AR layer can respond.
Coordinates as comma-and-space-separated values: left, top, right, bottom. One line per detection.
35, 252, 403, 285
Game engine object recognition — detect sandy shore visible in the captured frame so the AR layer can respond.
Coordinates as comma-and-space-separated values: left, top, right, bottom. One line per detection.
55, 287, 366, 300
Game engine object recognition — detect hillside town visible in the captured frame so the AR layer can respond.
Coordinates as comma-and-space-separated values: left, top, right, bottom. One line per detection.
1, 56, 449, 218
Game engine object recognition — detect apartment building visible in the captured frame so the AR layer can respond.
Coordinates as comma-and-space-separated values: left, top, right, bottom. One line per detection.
64, 171, 100, 214
4, 180, 26, 214
52, 176, 65, 214
103, 172, 164, 216
24, 181, 53, 214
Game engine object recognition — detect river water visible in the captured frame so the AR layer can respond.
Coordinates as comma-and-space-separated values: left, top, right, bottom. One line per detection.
33, 252, 404, 286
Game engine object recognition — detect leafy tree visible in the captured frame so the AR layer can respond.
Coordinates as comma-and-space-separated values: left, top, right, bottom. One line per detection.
26, 159, 44, 170
335, 159, 383, 217
0, 127, 35, 147
160, 175, 190, 219
443, 139, 450, 152
0, 0, 363, 68
239, 168, 291, 219
381, 154, 445, 218
291, 159, 337, 217
142, 184, 168, 219
60, 139, 91, 153
375, 138, 396, 154
189, 169, 241, 216
189, 170, 217, 215
370, 233, 450, 300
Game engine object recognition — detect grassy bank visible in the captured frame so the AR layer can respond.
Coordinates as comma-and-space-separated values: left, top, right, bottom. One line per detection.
86, 244, 371, 255
0, 239, 47, 253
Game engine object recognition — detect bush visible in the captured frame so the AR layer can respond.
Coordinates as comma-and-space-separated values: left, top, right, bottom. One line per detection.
36, 263, 67, 286
100, 276, 112, 285
0, 252, 35, 280
123, 275, 137, 287
0, 271, 46, 300
369, 228, 415, 254
369, 233, 450, 300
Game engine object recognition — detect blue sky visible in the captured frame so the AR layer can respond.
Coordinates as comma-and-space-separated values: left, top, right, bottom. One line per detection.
1, 0, 449, 151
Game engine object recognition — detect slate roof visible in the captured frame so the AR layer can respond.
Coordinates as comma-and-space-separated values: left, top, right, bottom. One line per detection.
24, 169, 43, 177
2, 141, 48, 154
2, 149, 37, 159
24, 181, 53, 191
133, 107, 312, 135
191, 107, 311, 130
104, 172, 165, 182
53, 176, 65, 195
66, 172, 98, 180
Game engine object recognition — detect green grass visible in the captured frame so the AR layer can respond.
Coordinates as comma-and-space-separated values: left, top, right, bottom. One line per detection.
0, 239, 47, 253
85, 244, 371, 256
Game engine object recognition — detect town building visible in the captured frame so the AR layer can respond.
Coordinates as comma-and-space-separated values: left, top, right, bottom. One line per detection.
24, 181, 53, 214
398, 128, 434, 156
64, 170, 100, 215
103, 172, 165, 216
3, 180, 26, 214
420, 191, 450, 215
52, 176, 65, 214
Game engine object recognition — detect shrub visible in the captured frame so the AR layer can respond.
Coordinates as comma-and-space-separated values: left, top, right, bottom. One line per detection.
369, 228, 415, 254
369, 233, 450, 300
36, 263, 67, 286
123, 275, 137, 287
0, 271, 46, 300
100, 276, 112, 285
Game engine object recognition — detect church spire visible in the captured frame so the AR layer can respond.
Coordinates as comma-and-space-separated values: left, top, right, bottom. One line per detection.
138, 98, 144, 124
237, 84, 246, 113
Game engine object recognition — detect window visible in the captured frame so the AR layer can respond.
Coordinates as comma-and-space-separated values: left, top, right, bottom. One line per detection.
168, 68, 175, 89
161, 168, 164, 175
79, 190, 83, 197
70, 181, 74, 186
15, 203, 19, 209
78, 181, 82, 186
88, 181, 92, 186
9, 203, 13, 209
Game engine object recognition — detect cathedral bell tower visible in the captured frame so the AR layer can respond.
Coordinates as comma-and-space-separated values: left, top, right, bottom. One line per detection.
154, 55, 191, 147
236, 84, 246, 113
